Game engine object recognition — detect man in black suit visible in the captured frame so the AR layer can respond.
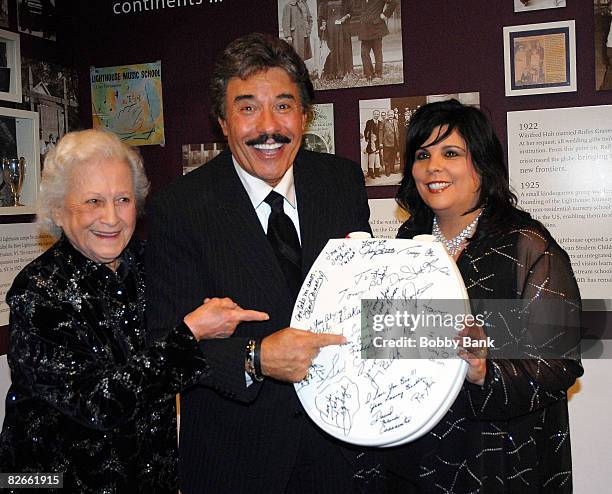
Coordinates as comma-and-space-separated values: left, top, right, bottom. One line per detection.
145, 33, 377, 493
363, 109, 381, 179
353, 0, 397, 80
378, 110, 398, 176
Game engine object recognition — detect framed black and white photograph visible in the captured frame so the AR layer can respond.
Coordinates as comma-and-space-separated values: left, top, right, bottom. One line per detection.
0, 29, 21, 103
504, 20, 576, 96
358, 92, 480, 187
302, 102, 335, 153
17, 58, 79, 165
595, 0, 612, 90
18, 0, 56, 41
0, 1, 9, 28
0, 107, 41, 214
277, 0, 404, 91
514, 0, 566, 12
182, 142, 227, 175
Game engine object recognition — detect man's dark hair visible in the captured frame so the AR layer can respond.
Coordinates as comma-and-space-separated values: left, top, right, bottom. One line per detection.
210, 32, 314, 121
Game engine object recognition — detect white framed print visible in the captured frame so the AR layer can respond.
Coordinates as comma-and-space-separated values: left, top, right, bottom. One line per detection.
0, 29, 22, 103
503, 20, 576, 96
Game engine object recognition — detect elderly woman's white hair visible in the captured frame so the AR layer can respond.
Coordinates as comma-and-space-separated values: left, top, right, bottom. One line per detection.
38, 129, 150, 236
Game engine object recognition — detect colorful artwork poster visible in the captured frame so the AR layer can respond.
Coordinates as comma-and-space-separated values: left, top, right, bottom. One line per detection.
303, 102, 334, 154
90, 61, 165, 146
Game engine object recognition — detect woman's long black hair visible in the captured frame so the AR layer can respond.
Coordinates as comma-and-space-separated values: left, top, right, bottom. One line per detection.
396, 99, 531, 239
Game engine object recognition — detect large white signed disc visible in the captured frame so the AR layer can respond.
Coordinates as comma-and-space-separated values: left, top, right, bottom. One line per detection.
292, 237, 469, 447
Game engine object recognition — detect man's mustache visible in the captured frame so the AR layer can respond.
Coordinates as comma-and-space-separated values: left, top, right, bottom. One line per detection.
246, 134, 291, 146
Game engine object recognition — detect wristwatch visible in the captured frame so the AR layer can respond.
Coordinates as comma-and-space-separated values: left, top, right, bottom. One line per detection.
245, 339, 264, 382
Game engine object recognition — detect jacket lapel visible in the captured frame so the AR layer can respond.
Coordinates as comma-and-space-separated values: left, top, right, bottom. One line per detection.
211, 156, 294, 308
294, 151, 335, 275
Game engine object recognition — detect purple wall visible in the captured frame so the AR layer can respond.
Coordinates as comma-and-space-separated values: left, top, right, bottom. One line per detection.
68, 1, 610, 198
0, 0, 609, 353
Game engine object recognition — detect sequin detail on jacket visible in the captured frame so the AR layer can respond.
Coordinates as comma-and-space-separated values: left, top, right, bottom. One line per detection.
0, 236, 208, 493
395, 218, 583, 494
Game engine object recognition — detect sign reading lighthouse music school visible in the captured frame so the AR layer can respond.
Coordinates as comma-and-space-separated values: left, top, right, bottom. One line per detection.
90, 61, 165, 146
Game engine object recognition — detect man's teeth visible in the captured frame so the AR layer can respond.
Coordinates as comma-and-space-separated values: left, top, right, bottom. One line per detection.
254, 143, 283, 150
428, 182, 451, 191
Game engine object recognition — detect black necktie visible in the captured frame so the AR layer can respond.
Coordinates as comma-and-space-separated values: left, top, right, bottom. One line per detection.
264, 190, 302, 298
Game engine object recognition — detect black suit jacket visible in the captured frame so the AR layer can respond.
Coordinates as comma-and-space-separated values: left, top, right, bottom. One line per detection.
354, 0, 397, 40
364, 118, 380, 153
145, 149, 371, 493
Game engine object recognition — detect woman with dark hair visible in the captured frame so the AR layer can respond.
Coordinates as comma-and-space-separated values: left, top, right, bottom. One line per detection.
388, 99, 583, 493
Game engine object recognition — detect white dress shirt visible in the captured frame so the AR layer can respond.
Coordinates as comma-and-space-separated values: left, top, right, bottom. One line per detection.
232, 157, 301, 243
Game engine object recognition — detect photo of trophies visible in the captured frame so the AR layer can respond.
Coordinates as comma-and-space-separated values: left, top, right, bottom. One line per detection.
2, 157, 26, 206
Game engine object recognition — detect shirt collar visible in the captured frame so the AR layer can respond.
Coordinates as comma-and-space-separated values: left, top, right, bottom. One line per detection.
232, 156, 297, 210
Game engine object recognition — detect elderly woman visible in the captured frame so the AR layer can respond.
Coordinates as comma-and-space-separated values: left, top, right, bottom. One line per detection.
387, 100, 583, 493
0, 129, 268, 492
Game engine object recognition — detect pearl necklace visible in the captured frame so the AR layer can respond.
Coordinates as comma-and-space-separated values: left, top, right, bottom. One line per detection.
432, 210, 483, 257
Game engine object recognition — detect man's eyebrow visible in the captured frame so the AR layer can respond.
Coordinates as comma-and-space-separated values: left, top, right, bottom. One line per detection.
232, 93, 296, 103
233, 94, 254, 103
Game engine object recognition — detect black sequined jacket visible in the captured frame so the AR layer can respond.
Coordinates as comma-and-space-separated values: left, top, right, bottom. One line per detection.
0, 236, 209, 493
392, 215, 583, 493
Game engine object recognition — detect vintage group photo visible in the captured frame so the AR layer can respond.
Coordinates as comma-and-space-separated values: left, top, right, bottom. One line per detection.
358, 92, 480, 186
277, 0, 404, 90
514, 0, 566, 12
